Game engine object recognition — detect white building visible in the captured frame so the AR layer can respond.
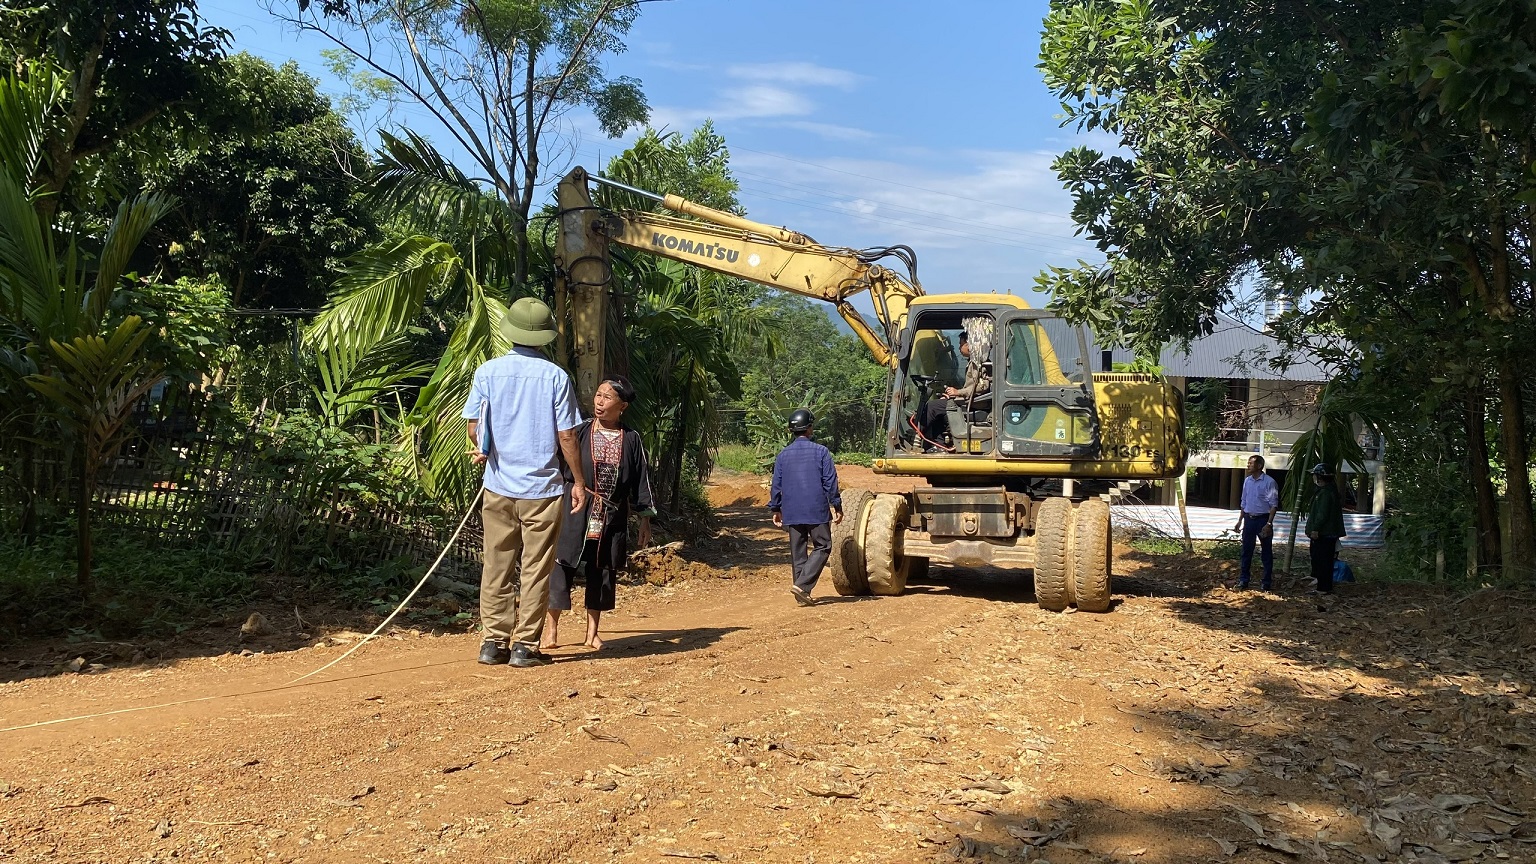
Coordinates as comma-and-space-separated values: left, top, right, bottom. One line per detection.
1099, 313, 1386, 517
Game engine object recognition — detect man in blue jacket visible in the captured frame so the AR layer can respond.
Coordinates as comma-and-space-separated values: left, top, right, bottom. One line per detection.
769, 408, 843, 606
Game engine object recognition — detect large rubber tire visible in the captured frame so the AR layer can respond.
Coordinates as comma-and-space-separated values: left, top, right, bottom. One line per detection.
1071, 498, 1112, 612
864, 494, 912, 596
1033, 496, 1074, 611
829, 489, 873, 596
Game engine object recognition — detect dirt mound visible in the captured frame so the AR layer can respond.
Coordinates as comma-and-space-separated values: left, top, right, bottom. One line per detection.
705, 478, 768, 507
626, 541, 719, 585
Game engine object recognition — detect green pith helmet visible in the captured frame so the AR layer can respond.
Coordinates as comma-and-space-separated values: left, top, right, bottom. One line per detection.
500, 297, 557, 346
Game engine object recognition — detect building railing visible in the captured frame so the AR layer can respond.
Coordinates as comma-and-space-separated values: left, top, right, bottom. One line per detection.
1201, 427, 1385, 461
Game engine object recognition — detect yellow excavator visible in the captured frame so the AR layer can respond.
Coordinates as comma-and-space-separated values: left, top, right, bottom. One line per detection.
553, 167, 1185, 611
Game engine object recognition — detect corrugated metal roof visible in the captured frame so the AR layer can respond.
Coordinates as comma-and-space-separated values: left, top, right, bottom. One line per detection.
1094, 313, 1332, 382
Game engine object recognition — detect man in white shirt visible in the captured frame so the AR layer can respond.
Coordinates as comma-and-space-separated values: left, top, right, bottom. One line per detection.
464, 298, 588, 668
1234, 454, 1280, 590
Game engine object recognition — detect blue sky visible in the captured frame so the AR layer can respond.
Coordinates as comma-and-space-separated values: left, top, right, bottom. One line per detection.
202, 0, 1105, 306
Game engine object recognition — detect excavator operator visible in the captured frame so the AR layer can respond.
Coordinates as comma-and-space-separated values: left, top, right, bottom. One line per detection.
922, 327, 992, 447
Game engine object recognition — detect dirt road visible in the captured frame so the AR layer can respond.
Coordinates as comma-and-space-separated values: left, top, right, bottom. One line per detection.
2, 471, 1533, 863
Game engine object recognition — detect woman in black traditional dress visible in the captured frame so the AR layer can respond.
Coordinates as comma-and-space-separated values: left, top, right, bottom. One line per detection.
544, 375, 656, 650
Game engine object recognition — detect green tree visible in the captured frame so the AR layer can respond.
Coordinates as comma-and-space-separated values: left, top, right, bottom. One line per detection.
143, 53, 376, 310
0, 0, 228, 221
0, 63, 174, 589
593, 126, 782, 503
277, 0, 650, 290
1038, 0, 1536, 579
736, 296, 887, 456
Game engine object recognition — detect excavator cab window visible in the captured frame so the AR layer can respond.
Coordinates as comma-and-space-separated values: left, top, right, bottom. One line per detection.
896, 313, 994, 454
992, 313, 1100, 458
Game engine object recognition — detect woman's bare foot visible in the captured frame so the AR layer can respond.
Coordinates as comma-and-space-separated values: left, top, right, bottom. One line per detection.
542, 610, 562, 650
584, 610, 603, 651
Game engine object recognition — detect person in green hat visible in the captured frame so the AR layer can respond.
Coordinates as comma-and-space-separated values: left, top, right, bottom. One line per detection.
464, 297, 588, 668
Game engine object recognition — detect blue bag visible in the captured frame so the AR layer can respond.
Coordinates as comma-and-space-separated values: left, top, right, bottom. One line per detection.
1333, 559, 1355, 583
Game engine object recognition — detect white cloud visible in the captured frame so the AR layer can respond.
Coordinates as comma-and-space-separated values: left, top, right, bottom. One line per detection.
724, 148, 1099, 300
726, 61, 863, 90
778, 120, 877, 142
727, 84, 815, 118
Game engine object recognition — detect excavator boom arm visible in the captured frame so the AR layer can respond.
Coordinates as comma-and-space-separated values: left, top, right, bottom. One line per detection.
557, 167, 920, 370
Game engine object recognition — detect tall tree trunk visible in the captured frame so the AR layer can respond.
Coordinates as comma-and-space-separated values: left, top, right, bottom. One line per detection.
36, 19, 111, 225
1465, 387, 1503, 573
1495, 355, 1534, 578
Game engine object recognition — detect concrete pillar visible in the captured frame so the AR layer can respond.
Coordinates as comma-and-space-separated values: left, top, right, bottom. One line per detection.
1218, 468, 1232, 511
1372, 465, 1387, 515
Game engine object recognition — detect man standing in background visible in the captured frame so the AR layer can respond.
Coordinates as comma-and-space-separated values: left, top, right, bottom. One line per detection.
1306, 463, 1347, 597
769, 408, 842, 607
465, 297, 587, 668
1235, 454, 1280, 590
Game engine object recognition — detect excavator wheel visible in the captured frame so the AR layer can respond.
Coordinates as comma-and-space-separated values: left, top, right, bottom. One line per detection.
1071, 498, 1113, 612
829, 489, 873, 596
864, 494, 912, 596
1033, 496, 1074, 612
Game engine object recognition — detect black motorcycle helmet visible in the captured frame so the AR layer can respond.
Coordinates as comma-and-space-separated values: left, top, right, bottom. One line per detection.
787, 407, 815, 433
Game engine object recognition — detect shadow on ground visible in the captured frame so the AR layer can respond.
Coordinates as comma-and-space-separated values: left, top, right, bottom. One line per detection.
555, 626, 747, 663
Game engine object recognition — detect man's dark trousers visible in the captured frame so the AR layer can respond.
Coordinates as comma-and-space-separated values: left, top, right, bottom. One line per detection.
1310, 536, 1339, 593
788, 523, 832, 593
1240, 513, 1274, 589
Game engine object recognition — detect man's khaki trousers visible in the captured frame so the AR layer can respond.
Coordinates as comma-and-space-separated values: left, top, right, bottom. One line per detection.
480, 490, 564, 648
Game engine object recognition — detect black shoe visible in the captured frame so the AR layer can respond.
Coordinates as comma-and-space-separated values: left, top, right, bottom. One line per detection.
1260, 580, 1273, 591
1237, 579, 1250, 590
478, 640, 511, 665
508, 644, 554, 667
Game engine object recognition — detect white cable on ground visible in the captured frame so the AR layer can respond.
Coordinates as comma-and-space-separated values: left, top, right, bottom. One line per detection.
286, 489, 482, 685
0, 490, 484, 734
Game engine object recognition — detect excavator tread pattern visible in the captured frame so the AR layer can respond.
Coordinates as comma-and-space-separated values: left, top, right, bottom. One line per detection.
1071, 498, 1113, 612
864, 494, 911, 596
1033, 497, 1073, 612
829, 489, 873, 596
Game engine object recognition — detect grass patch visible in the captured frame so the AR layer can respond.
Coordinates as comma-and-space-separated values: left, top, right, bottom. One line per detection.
1122, 527, 1407, 585
833, 451, 874, 467
715, 444, 764, 474
0, 530, 257, 643
1128, 534, 1187, 556
0, 527, 464, 643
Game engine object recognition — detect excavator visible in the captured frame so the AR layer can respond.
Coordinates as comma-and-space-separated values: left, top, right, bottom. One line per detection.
552, 167, 1185, 612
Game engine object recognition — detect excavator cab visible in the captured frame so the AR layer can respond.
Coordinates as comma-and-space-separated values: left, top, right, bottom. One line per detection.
892, 303, 1098, 460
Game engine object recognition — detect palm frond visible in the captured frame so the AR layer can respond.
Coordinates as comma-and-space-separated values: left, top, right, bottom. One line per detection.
312, 332, 433, 429
370, 129, 509, 242
0, 61, 64, 187
86, 192, 177, 328
411, 281, 507, 504
0, 167, 56, 329
307, 235, 463, 355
